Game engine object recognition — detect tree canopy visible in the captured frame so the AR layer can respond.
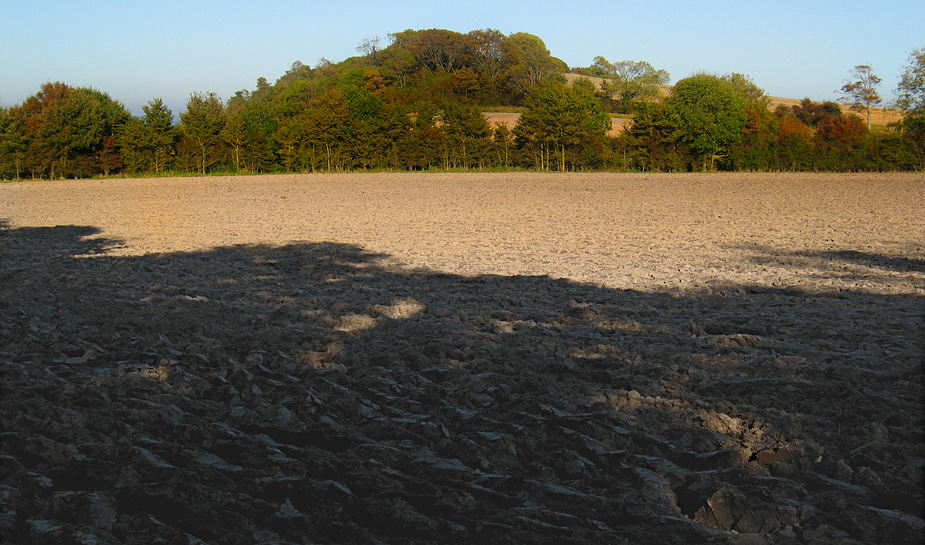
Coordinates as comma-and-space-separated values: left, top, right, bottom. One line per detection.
515, 83, 609, 171
838, 65, 882, 130
0, 29, 920, 179
667, 73, 749, 169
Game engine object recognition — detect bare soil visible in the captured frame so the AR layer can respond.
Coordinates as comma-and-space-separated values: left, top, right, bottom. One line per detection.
1, 172, 923, 544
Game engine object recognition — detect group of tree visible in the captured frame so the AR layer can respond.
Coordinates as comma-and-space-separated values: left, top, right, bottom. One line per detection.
618, 55, 925, 172
1, 30, 923, 179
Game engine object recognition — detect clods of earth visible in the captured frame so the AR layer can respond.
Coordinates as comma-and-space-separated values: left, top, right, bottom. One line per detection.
1, 173, 923, 544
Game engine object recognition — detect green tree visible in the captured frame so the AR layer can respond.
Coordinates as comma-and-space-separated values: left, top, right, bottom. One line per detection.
514, 83, 609, 171
439, 102, 491, 168
492, 124, 514, 168
468, 28, 506, 102
504, 33, 568, 98
19, 83, 129, 178
221, 112, 247, 172
895, 48, 925, 167
838, 64, 882, 130
667, 73, 748, 170
235, 101, 278, 173
116, 116, 149, 173
180, 92, 226, 174
592, 57, 670, 113
723, 73, 777, 170
622, 101, 688, 172
0, 107, 25, 179
143, 98, 175, 174
407, 29, 472, 73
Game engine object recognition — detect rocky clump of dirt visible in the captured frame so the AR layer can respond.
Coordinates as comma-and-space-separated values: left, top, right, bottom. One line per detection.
2, 222, 923, 544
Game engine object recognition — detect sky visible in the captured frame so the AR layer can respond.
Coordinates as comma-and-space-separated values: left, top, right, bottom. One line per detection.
2, 0, 923, 117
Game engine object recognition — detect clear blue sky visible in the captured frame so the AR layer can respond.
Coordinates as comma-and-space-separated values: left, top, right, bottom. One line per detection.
2, 0, 922, 116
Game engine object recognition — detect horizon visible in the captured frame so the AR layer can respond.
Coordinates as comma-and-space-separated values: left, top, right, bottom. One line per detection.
2, 0, 922, 117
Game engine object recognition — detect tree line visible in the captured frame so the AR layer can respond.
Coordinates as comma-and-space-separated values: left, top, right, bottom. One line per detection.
1, 29, 922, 179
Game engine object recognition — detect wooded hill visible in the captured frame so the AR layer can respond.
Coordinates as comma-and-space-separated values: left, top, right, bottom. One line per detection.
1, 28, 922, 178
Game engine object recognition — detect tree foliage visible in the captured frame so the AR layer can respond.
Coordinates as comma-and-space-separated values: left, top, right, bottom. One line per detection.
180, 92, 226, 174
895, 48, 925, 166
667, 73, 748, 169
514, 83, 609, 171
3, 82, 129, 178
591, 57, 669, 113
838, 65, 882, 130
0, 29, 919, 178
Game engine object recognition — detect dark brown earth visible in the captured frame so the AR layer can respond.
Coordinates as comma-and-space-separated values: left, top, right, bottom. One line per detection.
1, 173, 923, 544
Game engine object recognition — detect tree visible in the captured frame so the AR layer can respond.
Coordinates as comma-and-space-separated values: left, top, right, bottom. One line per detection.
592, 57, 670, 113
356, 36, 383, 65
781, 98, 843, 127
838, 64, 882, 130
504, 33, 568, 97
143, 98, 175, 174
17, 83, 129, 178
815, 114, 868, 170
468, 28, 507, 103
895, 48, 925, 155
776, 116, 815, 171
116, 116, 149, 173
622, 101, 688, 172
407, 29, 472, 73
276, 60, 314, 87
0, 107, 25, 179
234, 101, 278, 173
722, 73, 776, 170
514, 83, 609, 171
221, 111, 247, 172
492, 124, 514, 168
667, 73, 748, 170
439, 102, 491, 168
180, 92, 225, 174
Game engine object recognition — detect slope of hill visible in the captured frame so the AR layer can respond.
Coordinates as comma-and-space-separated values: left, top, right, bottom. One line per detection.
479, 74, 902, 135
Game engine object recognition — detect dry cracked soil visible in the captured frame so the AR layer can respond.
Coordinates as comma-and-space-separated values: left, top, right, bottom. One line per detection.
0, 172, 923, 544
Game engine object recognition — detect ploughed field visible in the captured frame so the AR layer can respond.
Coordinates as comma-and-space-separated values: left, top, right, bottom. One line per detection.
1, 172, 923, 544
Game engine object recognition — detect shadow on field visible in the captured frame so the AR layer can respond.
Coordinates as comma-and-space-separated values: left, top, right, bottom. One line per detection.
1, 223, 923, 544
739, 242, 925, 286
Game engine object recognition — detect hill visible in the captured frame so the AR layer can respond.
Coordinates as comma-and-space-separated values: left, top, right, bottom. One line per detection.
481, 74, 904, 136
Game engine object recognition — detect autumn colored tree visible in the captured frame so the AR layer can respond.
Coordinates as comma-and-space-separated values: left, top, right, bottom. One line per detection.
781, 98, 843, 127
776, 116, 815, 171
5, 28, 918, 175
815, 113, 869, 170
12, 82, 129, 178
838, 65, 882, 130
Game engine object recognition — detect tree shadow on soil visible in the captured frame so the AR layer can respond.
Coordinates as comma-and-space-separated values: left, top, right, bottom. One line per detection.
738, 243, 925, 288
1, 223, 923, 545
